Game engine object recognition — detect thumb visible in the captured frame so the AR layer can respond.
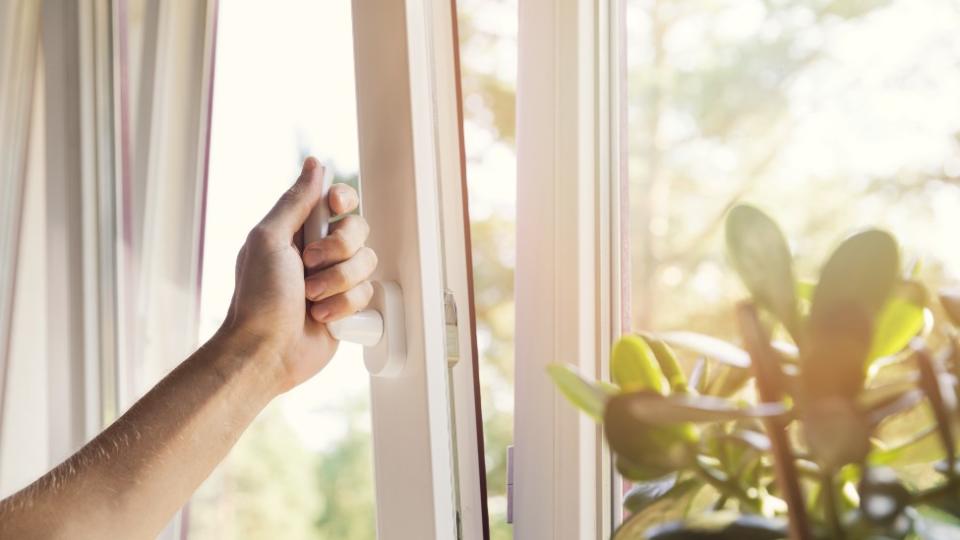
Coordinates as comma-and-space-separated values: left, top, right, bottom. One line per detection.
259, 157, 325, 238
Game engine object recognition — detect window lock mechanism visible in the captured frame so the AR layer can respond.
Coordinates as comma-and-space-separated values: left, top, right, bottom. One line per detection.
304, 164, 406, 377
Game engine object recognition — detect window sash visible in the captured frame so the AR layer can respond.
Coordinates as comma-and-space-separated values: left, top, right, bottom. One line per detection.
514, 0, 623, 537
351, 0, 487, 537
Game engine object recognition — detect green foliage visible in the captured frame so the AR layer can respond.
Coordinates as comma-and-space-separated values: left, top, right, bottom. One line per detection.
547, 364, 616, 422
613, 335, 668, 394
726, 204, 800, 340
552, 205, 960, 539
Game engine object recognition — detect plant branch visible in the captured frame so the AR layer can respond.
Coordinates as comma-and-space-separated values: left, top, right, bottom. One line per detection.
693, 456, 762, 514
737, 303, 813, 540
821, 471, 843, 539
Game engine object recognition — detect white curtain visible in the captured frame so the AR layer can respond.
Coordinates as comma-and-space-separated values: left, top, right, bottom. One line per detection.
116, 0, 218, 410
0, 4, 218, 526
0, 0, 42, 496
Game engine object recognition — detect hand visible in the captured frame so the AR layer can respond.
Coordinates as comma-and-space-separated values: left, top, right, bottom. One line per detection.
221, 157, 377, 391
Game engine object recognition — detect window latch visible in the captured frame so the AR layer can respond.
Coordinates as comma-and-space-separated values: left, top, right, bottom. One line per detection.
444, 289, 460, 367
506, 445, 515, 524
304, 165, 406, 377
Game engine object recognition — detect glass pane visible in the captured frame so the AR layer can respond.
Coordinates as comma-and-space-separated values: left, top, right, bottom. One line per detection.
623, 0, 960, 524
187, 2, 373, 538
456, 0, 518, 538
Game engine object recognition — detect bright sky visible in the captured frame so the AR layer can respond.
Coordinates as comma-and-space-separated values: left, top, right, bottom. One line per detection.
200, 0, 369, 451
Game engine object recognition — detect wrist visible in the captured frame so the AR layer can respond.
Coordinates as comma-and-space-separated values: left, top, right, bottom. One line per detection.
207, 327, 291, 400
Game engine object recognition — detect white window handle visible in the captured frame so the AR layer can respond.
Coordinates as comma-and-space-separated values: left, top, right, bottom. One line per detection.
303, 165, 406, 376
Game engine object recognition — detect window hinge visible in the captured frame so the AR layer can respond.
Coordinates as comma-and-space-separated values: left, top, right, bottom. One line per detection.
444, 289, 460, 367
506, 445, 515, 524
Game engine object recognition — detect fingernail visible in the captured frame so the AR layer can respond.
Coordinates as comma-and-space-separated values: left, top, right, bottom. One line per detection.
336, 188, 357, 210
334, 190, 348, 209
302, 157, 318, 172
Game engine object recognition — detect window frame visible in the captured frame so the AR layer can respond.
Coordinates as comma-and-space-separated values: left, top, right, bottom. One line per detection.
514, 0, 624, 537
351, 0, 488, 538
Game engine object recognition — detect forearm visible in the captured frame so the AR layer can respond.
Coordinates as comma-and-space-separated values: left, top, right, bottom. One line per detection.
0, 330, 286, 540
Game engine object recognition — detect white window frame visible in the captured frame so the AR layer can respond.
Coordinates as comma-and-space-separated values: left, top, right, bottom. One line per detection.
351, 0, 488, 538
7, 0, 490, 537
514, 0, 624, 537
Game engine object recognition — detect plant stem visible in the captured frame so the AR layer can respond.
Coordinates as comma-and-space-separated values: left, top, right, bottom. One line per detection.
693, 457, 762, 514
737, 303, 813, 540
821, 471, 843, 539
913, 480, 959, 506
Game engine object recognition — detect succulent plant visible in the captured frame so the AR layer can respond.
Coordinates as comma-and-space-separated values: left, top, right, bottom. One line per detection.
550, 204, 960, 539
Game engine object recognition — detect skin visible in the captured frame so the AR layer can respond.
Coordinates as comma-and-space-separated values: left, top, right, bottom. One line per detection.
0, 157, 377, 539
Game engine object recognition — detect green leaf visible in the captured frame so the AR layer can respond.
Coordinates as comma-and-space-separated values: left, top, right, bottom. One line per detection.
805, 229, 899, 399
859, 376, 921, 411
909, 505, 960, 539
606, 392, 788, 426
616, 456, 679, 483
796, 280, 816, 302
642, 512, 788, 540
612, 335, 667, 394
865, 389, 924, 426
705, 365, 754, 398
801, 397, 872, 470
658, 332, 750, 368
547, 364, 614, 422
726, 205, 800, 340
605, 394, 702, 475
869, 281, 928, 363
716, 430, 772, 453
642, 334, 688, 393
869, 425, 941, 467
689, 358, 708, 394
623, 473, 679, 513
613, 479, 703, 540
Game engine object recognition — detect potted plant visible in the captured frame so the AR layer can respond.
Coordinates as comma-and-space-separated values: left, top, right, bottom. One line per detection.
550, 204, 960, 539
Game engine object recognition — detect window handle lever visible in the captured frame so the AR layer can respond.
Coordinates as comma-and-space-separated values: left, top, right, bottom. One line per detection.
304, 165, 406, 376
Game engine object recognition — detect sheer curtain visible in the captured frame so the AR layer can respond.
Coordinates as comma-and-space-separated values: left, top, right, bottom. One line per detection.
0, 5, 217, 528
0, 0, 41, 447
0, 0, 42, 495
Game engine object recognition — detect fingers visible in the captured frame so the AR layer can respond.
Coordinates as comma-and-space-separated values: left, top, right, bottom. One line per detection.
328, 183, 359, 216
310, 281, 375, 323
303, 214, 370, 269
257, 157, 325, 242
305, 247, 377, 302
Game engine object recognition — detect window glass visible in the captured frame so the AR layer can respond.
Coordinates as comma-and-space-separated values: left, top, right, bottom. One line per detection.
188, 2, 373, 538
457, 0, 518, 538
627, 0, 960, 335
623, 0, 960, 523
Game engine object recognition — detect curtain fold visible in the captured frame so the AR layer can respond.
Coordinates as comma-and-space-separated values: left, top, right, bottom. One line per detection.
0, 0, 42, 453
0, 0, 218, 512
116, 0, 217, 408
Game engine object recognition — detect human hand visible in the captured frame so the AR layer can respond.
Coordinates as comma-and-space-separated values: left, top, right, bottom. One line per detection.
221, 157, 377, 391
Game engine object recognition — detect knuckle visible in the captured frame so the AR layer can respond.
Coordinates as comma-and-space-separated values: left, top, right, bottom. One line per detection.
358, 281, 375, 303
333, 263, 352, 288
361, 247, 378, 270
344, 214, 370, 240
247, 224, 276, 247
347, 282, 374, 311
330, 228, 351, 256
